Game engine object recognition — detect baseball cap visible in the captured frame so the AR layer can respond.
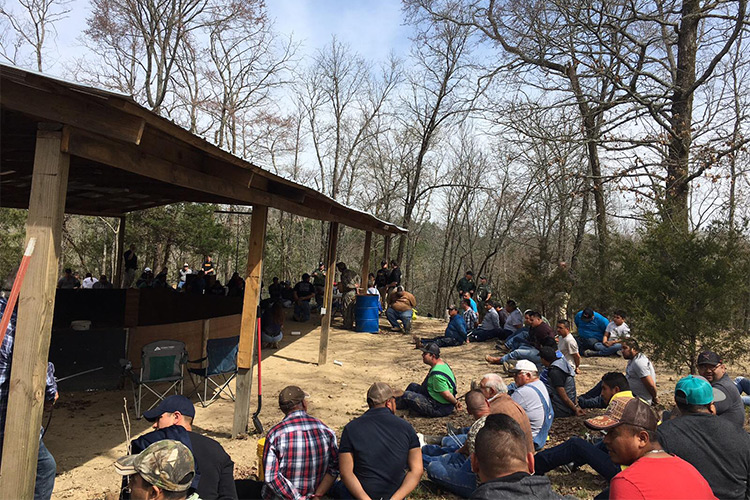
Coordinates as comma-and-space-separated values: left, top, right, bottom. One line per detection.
675, 375, 726, 405
585, 396, 658, 431
279, 386, 308, 408
366, 382, 403, 404
419, 343, 441, 357
114, 440, 195, 492
447, 304, 458, 311
183, 263, 189, 267
582, 307, 594, 319
508, 359, 538, 373
696, 351, 721, 366
142, 395, 195, 421
144, 267, 152, 273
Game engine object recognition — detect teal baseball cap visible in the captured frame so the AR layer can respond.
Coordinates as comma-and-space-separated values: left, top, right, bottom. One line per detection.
675, 375, 726, 405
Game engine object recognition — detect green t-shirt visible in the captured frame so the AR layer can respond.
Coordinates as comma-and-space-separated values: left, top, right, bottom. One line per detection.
427, 363, 457, 404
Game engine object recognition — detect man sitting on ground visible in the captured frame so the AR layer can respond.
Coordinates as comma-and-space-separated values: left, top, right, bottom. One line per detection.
486, 310, 555, 368
385, 285, 417, 333
573, 307, 608, 351
508, 360, 554, 450
696, 350, 746, 427
577, 372, 632, 409
415, 305, 466, 348
462, 298, 479, 331
556, 319, 580, 374
584, 309, 630, 357
292, 273, 316, 322
263, 386, 338, 499
585, 397, 715, 500
535, 373, 631, 480
622, 338, 658, 405
658, 375, 750, 499
470, 414, 570, 500
499, 299, 524, 340
539, 346, 584, 418
337, 382, 422, 500
115, 440, 197, 500
135, 395, 237, 500
467, 300, 502, 342
396, 343, 460, 417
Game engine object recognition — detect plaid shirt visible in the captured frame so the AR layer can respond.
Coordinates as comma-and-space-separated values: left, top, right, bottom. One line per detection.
0, 297, 57, 465
463, 308, 478, 330
262, 410, 338, 500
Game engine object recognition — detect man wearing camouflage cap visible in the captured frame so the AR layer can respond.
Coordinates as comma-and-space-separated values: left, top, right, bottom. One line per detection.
115, 439, 199, 500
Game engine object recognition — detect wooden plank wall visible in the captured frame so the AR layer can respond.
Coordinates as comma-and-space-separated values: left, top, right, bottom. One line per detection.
127, 314, 241, 369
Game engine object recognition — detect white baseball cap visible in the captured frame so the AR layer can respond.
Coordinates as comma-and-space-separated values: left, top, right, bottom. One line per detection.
508, 359, 538, 373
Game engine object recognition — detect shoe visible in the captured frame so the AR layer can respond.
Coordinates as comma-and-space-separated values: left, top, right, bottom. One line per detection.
446, 423, 461, 436
495, 343, 509, 352
423, 434, 443, 445
502, 360, 517, 373
485, 354, 502, 364
560, 461, 578, 474
584, 349, 597, 357
390, 327, 402, 332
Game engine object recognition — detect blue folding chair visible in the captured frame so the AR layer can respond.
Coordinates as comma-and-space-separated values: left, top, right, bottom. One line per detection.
130, 340, 187, 418
188, 335, 239, 407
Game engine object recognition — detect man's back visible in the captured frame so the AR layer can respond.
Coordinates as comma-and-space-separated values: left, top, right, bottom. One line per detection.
481, 307, 500, 331
339, 407, 420, 500
712, 373, 746, 427
511, 379, 550, 438
488, 394, 535, 453
263, 410, 338, 499
626, 353, 656, 404
188, 431, 237, 500
471, 473, 566, 499
658, 413, 750, 500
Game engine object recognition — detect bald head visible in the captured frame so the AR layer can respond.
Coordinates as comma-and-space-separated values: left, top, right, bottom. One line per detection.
465, 390, 489, 418
471, 413, 532, 482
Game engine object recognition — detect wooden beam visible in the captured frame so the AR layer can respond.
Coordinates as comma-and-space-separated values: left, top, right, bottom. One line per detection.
113, 216, 126, 287
233, 205, 267, 438
361, 231, 372, 289
0, 77, 145, 145
0, 128, 69, 498
318, 222, 339, 365
384, 235, 391, 263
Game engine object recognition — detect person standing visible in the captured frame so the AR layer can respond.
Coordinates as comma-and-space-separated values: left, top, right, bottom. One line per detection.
337, 382, 422, 500
456, 270, 475, 299
311, 262, 327, 307
81, 272, 98, 288
263, 386, 338, 499
57, 268, 80, 289
385, 260, 402, 302
336, 262, 360, 330
374, 260, 389, 310
123, 244, 138, 288
475, 276, 492, 319
202, 255, 216, 276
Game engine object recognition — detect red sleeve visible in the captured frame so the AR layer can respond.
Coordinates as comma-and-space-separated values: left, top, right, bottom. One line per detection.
610, 476, 646, 500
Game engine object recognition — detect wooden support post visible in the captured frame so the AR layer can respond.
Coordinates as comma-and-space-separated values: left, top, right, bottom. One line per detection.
360, 231, 372, 289
232, 205, 267, 438
384, 235, 391, 263
114, 216, 126, 287
0, 127, 69, 498
318, 222, 339, 365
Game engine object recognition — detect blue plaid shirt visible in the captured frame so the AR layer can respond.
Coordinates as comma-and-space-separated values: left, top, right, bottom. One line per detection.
0, 297, 57, 464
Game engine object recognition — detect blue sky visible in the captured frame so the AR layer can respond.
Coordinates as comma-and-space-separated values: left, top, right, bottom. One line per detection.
49, 0, 412, 70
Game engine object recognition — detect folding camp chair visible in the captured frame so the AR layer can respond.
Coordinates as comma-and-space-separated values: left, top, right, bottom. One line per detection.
188, 335, 239, 407
131, 340, 187, 418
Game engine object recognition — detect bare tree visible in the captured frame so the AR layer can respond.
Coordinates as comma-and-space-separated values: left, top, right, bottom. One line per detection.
0, 0, 70, 71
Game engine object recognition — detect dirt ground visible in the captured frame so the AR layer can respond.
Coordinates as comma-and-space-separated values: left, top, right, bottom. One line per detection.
44, 313, 748, 499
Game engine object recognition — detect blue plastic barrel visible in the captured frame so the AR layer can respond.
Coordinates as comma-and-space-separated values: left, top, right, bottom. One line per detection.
355, 294, 380, 333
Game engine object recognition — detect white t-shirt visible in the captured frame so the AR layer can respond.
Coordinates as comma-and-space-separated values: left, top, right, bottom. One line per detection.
605, 321, 630, 342
81, 277, 98, 289
558, 334, 579, 372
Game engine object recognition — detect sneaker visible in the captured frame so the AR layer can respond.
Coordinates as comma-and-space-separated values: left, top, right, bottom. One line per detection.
417, 432, 427, 448
560, 461, 578, 474
584, 349, 598, 357
503, 360, 517, 373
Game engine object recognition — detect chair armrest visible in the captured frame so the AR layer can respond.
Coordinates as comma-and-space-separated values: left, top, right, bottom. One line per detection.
187, 356, 208, 364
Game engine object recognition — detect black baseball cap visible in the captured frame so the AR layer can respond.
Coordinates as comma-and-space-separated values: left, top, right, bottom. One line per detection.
419, 343, 440, 357
142, 395, 195, 421
696, 351, 721, 366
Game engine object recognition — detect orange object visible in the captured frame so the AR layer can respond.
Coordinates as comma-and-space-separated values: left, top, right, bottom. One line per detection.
0, 238, 36, 346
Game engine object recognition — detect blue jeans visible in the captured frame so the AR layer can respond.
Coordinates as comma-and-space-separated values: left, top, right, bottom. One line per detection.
575, 336, 600, 351
501, 345, 540, 365
422, 435, 466, 466
505, 329, 530, 350
468, 327, 503, 342
535, 437, 618, 481
35, 439, 56, 500
426, 454, 476, 498
386, 308, 412, 331
736, 377, 750, 406
294, 300, 311, 321
591, 342, 622, 356
577, 380, 605, 408
261, 330, 283, 343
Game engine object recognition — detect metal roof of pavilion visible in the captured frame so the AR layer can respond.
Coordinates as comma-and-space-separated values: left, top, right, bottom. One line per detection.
0, 64, 406, 235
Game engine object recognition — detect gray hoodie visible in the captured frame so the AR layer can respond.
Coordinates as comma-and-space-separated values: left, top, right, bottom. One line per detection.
471, 472, 572, 499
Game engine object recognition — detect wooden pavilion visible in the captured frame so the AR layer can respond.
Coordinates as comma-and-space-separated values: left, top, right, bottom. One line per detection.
0, 64, 406, 498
